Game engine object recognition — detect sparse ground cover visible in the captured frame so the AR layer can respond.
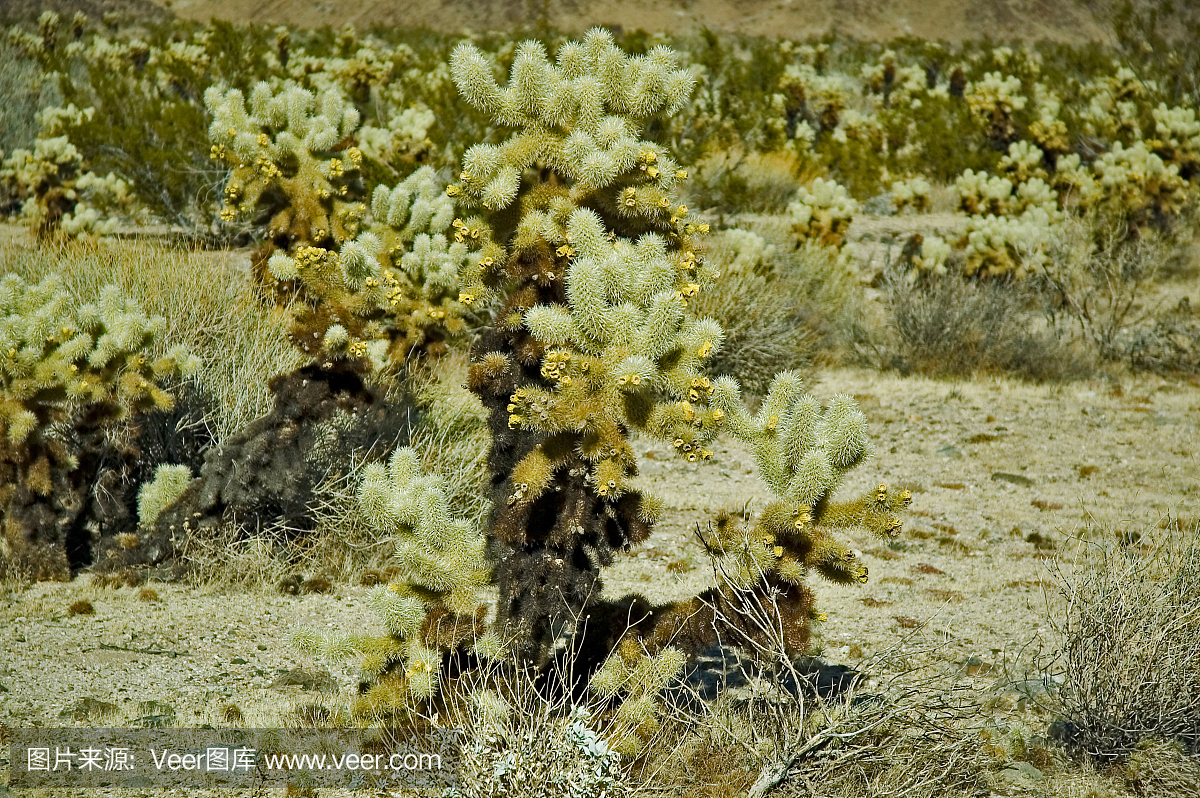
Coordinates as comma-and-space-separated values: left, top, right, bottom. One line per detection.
2, 7, 1200, 796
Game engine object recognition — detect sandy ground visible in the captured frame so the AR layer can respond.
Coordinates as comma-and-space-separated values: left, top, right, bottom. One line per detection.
3, 367, 1197, 742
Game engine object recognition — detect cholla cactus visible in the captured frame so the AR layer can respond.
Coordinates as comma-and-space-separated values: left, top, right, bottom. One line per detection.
1092, 140, 1190, 223
891, 176, 931, 213
633, 375, 911, 657
357, 106, 436, 170
264, 165, 469, 366
205, 82, 366, 251
956, 168, 1016, 216
441, 31, 904, 680
446, 30, 717, 665
0, 274, 197, 579
965, 72, 1027, 143
787, 177, 858, 247
1028, 85, 1071, 156
0, 136, 83, 235
959, 209, 1055, 278
779, 62, 854, 132
998, 140, 1047, 183
590, 640, 685, 755
1150, 103, 1200, 182
296, 447, 489, 714
911, 234, 952, 277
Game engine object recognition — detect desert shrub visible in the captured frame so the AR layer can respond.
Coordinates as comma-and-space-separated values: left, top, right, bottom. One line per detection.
683, 147, 812, 214
455, 709, 628, 797
0, 37, 48, 161
868, 266, 1091, 380
1036, 213, 1170, 364
1129, 297, 1200, 374
641, 645, 995, 798
1046, 521, 1200, 765
692, 229, 814, 393
694, 226, 860, 390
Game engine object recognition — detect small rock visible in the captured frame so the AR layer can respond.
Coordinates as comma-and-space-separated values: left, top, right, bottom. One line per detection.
991, 471, 1034, 487
59, 697, 119, 721
272, 667, 337, 692
999, 762, 1044, 783
231, 657, 249, 665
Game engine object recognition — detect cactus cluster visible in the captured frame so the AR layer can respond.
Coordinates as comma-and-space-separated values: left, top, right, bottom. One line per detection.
0, 274, 196, 579
787, 177, 858, 248
205, 82, 366, 251
295, 447, 490, 714
0, 104, 135, 237
298, 33, 904, 747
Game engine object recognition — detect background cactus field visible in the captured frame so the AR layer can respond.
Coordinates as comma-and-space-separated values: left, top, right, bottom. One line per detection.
1, 2, 1200, 797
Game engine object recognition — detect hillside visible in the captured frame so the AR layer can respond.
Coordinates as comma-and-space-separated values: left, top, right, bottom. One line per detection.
151, 0, 1122, 42
0, 0, 1174, 43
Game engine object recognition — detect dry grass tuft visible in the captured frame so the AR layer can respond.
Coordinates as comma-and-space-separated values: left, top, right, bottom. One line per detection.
1044, 516, 1200, 766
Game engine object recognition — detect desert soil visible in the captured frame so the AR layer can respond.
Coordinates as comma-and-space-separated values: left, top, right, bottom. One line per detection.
2, 365, 1197, 739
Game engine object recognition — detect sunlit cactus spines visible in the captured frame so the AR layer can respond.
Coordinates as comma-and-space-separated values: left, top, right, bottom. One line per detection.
295, 446, 490, 714
136, 464, 193, 531
205, 82, 366, 251
262, 165, 472, 367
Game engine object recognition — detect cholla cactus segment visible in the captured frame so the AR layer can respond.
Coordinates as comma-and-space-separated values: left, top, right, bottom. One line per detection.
269, 171, 471, 365
787, 178, 858, 248
315, 447, 489, 710
1, 276, 195, 580
136, 464, 192, 530
205, 82, 365, 248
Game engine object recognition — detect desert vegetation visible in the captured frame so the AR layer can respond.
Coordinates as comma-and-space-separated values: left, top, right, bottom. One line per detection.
1, 4, 1199, 796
